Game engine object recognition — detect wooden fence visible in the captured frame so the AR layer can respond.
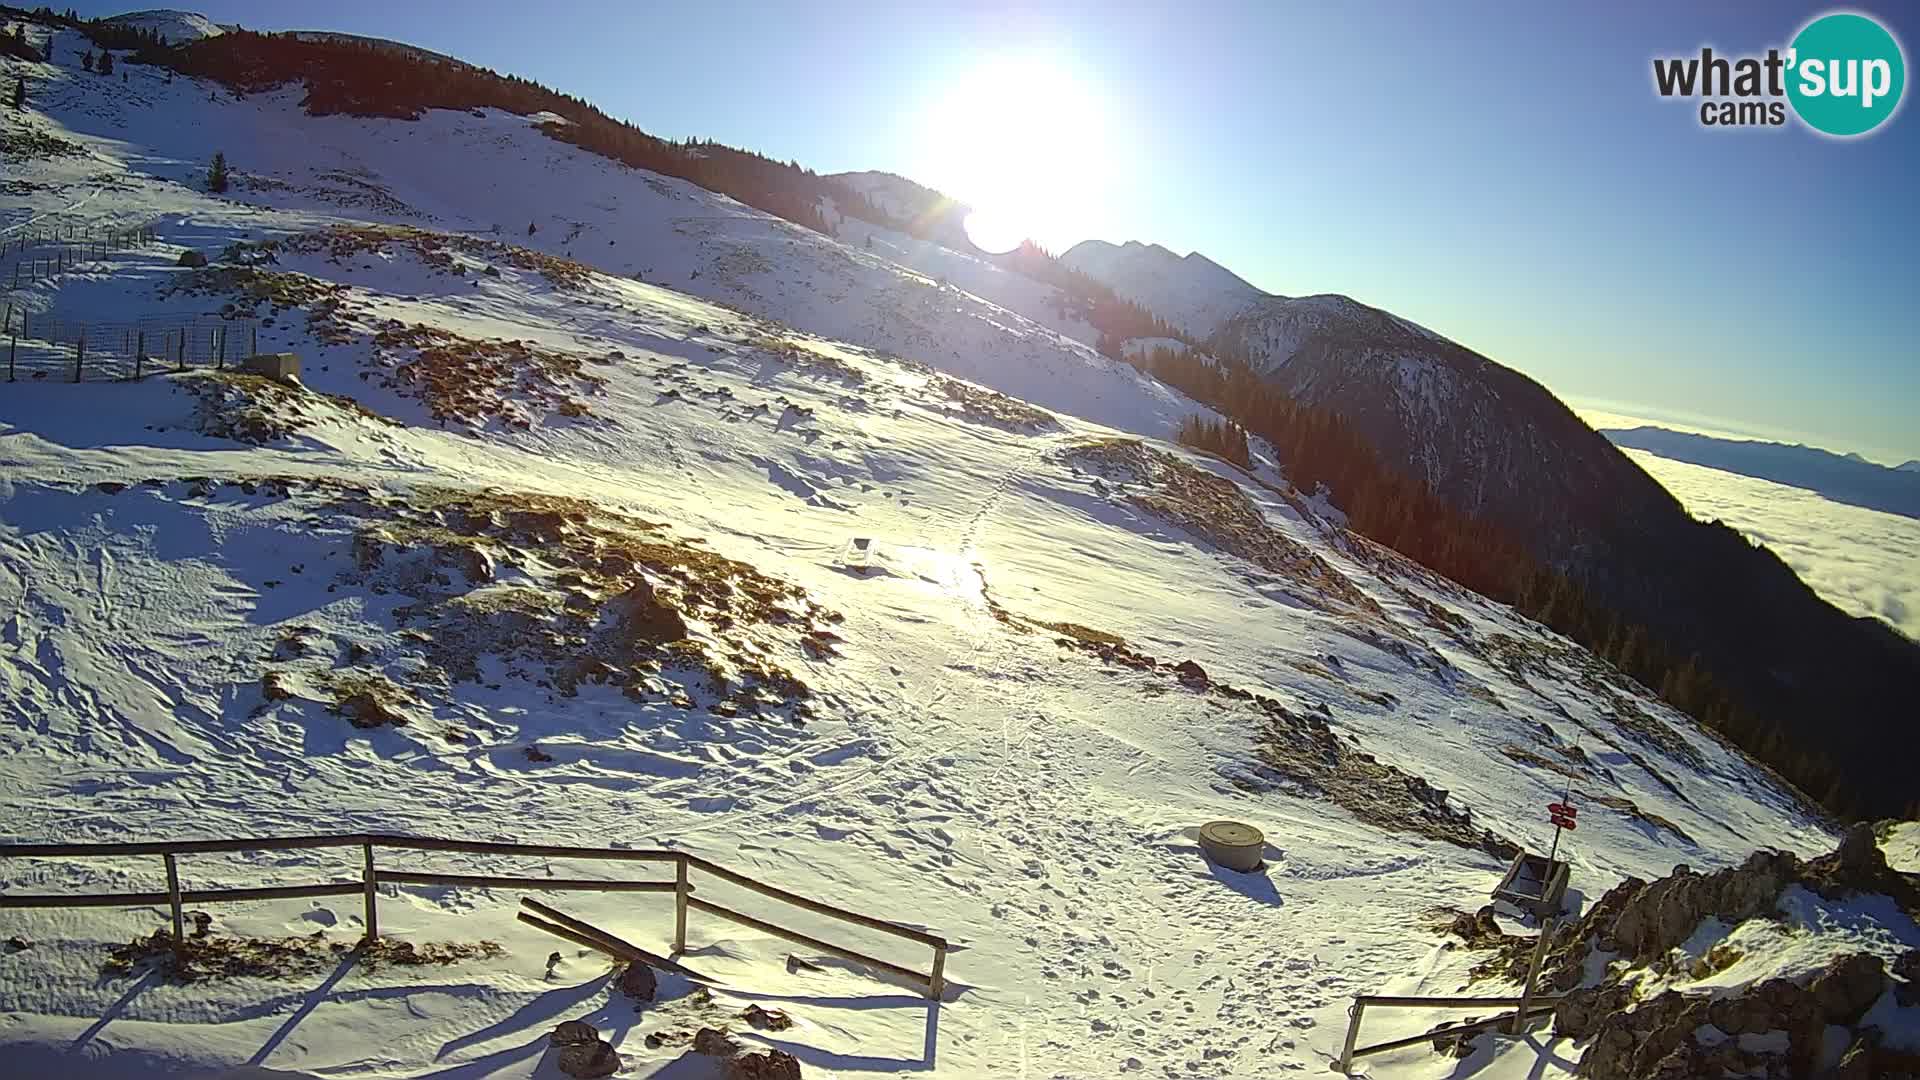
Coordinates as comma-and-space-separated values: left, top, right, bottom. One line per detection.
2, 312, 259, 384
0, 832, 949, 998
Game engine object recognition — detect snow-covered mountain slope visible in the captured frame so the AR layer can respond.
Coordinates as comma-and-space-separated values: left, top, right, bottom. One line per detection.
101, 9, 226, 43
827, 170, 969, 246
1060, 238, 1264, 338
0, 24, 1853, 1080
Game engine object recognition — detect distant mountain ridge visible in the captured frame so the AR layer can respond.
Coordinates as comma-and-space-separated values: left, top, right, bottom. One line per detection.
1605, 427, 1920, 521
1061, 235, 1920, 819
1060, 239, 1264, 339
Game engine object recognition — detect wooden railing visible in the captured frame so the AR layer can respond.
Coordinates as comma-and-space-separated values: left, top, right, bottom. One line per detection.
1336, 994, 1562, 1072
0, 832, 949, 998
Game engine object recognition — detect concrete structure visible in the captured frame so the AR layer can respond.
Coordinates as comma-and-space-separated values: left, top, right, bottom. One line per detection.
242, 352, 300, 382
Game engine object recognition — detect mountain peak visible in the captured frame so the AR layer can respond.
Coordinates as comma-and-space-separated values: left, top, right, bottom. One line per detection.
1060, 238, 1265, 337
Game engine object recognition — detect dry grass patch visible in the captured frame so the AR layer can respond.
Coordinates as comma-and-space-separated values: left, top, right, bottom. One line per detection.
369, 322, 607, 428
104, 930, 502, 982
182, 370, 392, 444
338, 487, 838, 714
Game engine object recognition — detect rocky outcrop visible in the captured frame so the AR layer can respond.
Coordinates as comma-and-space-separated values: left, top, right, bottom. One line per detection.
549, 1019, 619, 1079
1520, 825, 1920, 996
728, 1050, 802, 1079
1560, 952, 1908, 1080
693, 1027, 739, 1057
617, 960, 657, 1002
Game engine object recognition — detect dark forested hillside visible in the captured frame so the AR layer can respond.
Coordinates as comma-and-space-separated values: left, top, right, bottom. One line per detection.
125, 29, 907, 239
1149, 297, 1920, 819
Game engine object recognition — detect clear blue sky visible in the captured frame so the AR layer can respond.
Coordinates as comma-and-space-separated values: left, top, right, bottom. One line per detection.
80, 1, 1920, 462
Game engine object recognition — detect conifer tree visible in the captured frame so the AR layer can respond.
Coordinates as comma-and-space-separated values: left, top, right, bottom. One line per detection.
10, 75, 24, 111
81, 47, 92, 71
96, 49, 112, 75
207, 150, 229, 193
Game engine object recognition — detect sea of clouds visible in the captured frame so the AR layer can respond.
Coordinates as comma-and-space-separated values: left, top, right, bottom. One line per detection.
1620, 449, 1919, 640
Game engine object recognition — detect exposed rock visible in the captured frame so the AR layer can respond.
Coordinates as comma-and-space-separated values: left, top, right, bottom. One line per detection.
741, 1004, 793, 1031
1834, 822, 1886, 875
727, 1049, 802, 1079
618, 960, 657, 1002
337, 690, 406, 728
1894, 949, 1920, 1007
177, 249, 208, 267
1829, 1028, 1880, 1080
523, 744, 553, 762
1426, 1018, 1483, 1059
611, 579, 689, 644
4, 935, 30, 952
550, 1019, 598, 1046
693, 1026, 739, 1056
260, 672, 292, 701
188, 911, 213, 938
1809, 952, 1885, 1024
555, 1039, 619, 1078
1173, 659, 1209, 688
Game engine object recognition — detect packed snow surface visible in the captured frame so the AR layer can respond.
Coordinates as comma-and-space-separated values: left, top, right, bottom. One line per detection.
0, 21, 1852, 1079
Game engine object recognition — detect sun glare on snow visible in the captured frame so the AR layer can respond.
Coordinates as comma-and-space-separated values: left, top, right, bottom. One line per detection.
928, 53, 1109, 254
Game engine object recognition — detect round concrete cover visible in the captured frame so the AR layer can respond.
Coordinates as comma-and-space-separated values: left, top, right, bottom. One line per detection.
1199, 820, 1264, 871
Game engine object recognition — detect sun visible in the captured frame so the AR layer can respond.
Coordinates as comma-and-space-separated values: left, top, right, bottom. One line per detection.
922, 53, 1110, 254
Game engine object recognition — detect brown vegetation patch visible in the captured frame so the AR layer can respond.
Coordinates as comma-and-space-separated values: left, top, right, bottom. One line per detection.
1483, 633, 1704, 772
182, 370, 393, 444
247, 224, 597, 291
1061, 438, 1384, 619
746, 334, 868, 385
369, 321, 607, 428
337, 487, 837, 714
0, 124, 86, 159
935, 376, 1059, 432
977, 566, 1515, 858
104, 930, 502, 982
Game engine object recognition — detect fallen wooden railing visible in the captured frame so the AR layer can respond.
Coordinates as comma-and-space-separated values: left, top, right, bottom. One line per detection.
0, 832, 949, 998
1336, 994, 1563, 1072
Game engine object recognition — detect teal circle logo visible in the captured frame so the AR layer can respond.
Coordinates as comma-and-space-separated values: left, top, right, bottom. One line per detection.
1787, 12, 1906, 136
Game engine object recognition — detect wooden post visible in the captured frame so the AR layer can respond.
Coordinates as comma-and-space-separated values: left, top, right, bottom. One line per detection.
134, 331, 144, 380
1339, 998, 1366, 1073
673, 855, 689, 953
216, 325, 225, 370
163, 853, 185, 949
361, 843, 378, 942
1513, 918, 1557, 1035
929, 943, 947, 1000
176, 330, 185, 371
250, 323, 257, 357
73, 333, 84, 382
9, 335, 16, 382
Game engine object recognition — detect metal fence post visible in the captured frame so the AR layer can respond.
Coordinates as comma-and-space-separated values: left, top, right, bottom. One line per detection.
673, 855, 689, 952
1339, 998, 1366, 1073
163, 853, 185, 950
362, 843, 379, 942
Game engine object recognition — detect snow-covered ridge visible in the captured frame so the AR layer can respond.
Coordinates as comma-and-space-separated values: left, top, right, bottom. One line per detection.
1061, 236, 1265, 338
101, 9, 226, 44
